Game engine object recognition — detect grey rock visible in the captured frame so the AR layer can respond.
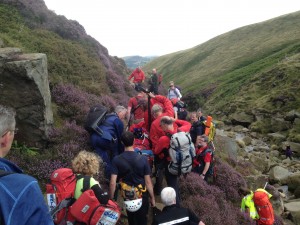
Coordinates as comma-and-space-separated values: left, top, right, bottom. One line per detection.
0, 48, 53, 148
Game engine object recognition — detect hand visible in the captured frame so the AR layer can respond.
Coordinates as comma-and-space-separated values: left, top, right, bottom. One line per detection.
200, 174, 205, 180
150, 197, 156, 207
148, 92, 155, 98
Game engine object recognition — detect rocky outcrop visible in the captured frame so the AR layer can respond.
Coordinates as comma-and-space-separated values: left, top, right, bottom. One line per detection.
0, 47, 53, 148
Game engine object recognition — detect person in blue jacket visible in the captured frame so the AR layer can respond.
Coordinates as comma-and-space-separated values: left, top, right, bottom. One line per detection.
0, 105, 54, 225
90, 105, 127, 180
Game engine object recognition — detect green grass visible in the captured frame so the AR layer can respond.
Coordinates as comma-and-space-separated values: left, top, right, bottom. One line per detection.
143, 11, 300, 115
0, 3, 109, 95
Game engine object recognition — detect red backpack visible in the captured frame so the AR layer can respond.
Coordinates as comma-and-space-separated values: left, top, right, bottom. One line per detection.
46, 168, 121, 225
46, 168, 76, 224
253, 190, 275, 225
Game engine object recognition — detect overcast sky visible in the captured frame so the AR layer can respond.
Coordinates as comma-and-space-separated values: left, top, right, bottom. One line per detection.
43, 0, 300, 57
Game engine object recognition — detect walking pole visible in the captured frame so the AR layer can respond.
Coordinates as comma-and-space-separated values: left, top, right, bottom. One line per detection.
263, 182, 268, 189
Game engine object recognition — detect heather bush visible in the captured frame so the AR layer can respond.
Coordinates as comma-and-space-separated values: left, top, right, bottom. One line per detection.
48, 120, 89, 149
52, 84, 121, 121
179, 173, 256, 225
99, 94, 117, 111
106, 70, 126, 94
213, 157, 247, 203
52, 83, 98, 123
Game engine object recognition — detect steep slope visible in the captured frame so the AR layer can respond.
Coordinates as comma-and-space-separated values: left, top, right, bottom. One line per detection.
143, 11, 300, 115
0, 0, 133, 102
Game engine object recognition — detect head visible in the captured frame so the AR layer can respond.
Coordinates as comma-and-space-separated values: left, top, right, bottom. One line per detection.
189, 112, 197, 123
72, 150, 102, 176
121, 131, 134, 148
136, 67, 141, 72
238, 186, 252, 196
0, 105, 16, 157
160, 116, 174, 132
115, 105, 127, 120
196, 108, 203, 118
196, 135, 208, 148
152, 68, 157, 74
169, 81, 175, 89
151, 104, 163, 118
161, 187, 176, 206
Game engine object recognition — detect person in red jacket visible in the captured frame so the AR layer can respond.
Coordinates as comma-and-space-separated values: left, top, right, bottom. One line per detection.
127, 89, 147, 126
153, 116, 191, 204
192, 135, 214, 183
128, 67, 145, 86
130, 93, 174, 134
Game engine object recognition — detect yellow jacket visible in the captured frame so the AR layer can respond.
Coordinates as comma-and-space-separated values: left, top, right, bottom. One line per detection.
240, 191, 259, 220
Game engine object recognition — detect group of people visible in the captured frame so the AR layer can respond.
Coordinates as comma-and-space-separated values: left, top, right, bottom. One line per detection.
0, 65, 276, 225
75, 67, 214, 225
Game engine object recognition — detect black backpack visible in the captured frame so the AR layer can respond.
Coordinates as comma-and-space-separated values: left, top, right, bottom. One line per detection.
84, 105, 108, 136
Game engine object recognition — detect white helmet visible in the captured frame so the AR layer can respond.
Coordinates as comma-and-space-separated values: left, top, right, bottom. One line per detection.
124, 198, 143, 212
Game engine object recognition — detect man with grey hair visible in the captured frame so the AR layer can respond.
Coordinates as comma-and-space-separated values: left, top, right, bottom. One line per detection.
152, 187, 205, 225
91, 105, 127, 179
0, 105, 54, 224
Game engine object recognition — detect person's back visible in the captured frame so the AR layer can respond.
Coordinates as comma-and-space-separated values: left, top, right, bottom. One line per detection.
0, 172, 54, 225
0, 105, 53, 225
152, 187, 204, 225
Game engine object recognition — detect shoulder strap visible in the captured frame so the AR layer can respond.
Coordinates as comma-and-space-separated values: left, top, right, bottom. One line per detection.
76, 174, 91, 193
119, 154, 141, 180
131, 97, 142, 114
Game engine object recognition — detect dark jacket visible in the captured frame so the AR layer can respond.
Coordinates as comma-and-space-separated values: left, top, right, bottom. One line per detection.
0, 158, 54, 225
152, 204, 200, 225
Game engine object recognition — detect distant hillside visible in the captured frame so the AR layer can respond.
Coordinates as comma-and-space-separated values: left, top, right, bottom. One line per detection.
143, 11, 300, 116
123, 55, 157, 69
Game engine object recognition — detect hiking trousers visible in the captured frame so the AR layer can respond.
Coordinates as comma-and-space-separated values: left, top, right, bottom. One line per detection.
164, 164, 180, 206
126, 193, 149, 225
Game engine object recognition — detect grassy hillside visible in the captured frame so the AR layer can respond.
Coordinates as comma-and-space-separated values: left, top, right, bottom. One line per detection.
143, 11, 300, 114
0, 2, 131, 98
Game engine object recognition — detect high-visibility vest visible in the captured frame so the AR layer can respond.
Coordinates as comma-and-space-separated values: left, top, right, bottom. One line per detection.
241, 192, 259, 220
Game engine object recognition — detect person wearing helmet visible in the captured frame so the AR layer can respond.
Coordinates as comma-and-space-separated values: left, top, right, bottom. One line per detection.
152, 187, 205, 225
109, 131, 155, 225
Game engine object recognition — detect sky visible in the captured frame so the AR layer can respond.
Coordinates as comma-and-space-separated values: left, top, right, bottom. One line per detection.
43, 0, 300, 57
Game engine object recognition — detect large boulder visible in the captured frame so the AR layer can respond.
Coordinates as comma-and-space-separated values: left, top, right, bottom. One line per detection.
284, 201, 300, 225
230, 112, 254, 127
281, 172, 300, 192
269, 166, 290, 184
249, 154, 271, 173
270, 118, 291, 132
0, 47, 53, 148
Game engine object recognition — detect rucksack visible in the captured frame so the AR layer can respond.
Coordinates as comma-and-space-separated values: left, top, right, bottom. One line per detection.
204, 116, 216, 143
46, 168, 121, 225
46, 168, 76, 224
168, 132, 196, 176
253, 189, 275, 225
191, 116, 216, 145
84, 105, 108, 136
69, 190, 121, 225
